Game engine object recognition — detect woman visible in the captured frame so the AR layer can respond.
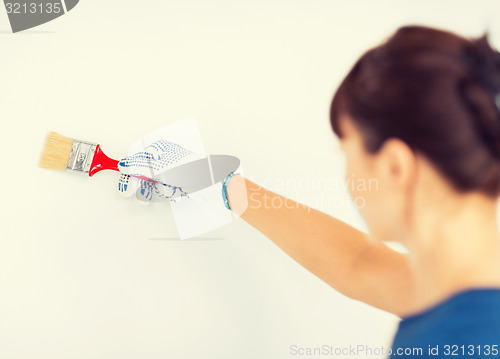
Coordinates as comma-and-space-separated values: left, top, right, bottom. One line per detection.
226, 25, 500, 357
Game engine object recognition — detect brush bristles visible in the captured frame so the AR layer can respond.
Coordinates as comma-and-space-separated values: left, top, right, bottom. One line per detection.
39, 131, 74, 170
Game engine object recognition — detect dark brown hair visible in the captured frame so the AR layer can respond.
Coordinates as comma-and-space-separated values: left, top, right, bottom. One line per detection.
330, 25, 500, 197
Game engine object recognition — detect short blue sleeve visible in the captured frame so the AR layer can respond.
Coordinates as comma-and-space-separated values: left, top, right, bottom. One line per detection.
390, 289, 500, 359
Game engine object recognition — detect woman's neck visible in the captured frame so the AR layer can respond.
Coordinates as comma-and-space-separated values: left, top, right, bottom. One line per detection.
406, 194, 500, 315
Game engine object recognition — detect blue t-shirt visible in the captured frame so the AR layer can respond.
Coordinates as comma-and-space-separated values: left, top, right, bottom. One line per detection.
390, 288, 500, 359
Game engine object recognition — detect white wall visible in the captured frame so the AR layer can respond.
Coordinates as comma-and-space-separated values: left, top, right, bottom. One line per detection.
1, 1, 498, 358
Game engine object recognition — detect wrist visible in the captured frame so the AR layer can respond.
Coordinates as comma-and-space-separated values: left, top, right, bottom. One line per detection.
224, 174, 248, 216
222, 172, 239, 210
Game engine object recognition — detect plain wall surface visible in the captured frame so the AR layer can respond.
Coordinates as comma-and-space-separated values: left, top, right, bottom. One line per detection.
1, 1, 499, 358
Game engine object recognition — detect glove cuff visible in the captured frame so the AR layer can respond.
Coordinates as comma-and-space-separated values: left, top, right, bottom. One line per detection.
221, 171, 239, 210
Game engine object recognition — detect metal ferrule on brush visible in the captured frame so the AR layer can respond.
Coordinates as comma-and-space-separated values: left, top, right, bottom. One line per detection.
67, 140, 98, 174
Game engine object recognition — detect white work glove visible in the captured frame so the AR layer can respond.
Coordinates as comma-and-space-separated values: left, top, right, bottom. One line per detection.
117, 139, 195, 202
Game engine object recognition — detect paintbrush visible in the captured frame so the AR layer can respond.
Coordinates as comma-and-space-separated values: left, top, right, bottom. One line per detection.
38, 131, 153, 180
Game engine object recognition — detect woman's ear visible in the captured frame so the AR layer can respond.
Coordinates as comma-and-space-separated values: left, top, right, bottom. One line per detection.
375, 138, 417, 191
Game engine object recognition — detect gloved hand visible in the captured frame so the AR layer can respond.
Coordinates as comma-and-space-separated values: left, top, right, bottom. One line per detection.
117, 139, 196, 202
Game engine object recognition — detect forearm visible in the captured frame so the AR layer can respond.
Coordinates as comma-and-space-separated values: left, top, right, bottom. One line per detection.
227, 176, 415, 316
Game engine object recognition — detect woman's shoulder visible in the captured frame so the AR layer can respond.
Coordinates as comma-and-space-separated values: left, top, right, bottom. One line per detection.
402, 288, 500, 322
393, 288, 500, 349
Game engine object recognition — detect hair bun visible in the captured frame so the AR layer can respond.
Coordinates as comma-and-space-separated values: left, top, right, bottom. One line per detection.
463, 34, 500, 113
458, 34, 500, 159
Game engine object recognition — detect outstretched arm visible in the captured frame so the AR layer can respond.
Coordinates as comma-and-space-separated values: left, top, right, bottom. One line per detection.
227, 176, 415, 317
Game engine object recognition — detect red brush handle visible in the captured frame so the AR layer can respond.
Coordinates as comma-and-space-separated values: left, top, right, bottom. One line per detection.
89, 144, 119, 177
89, 144, 156, 182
